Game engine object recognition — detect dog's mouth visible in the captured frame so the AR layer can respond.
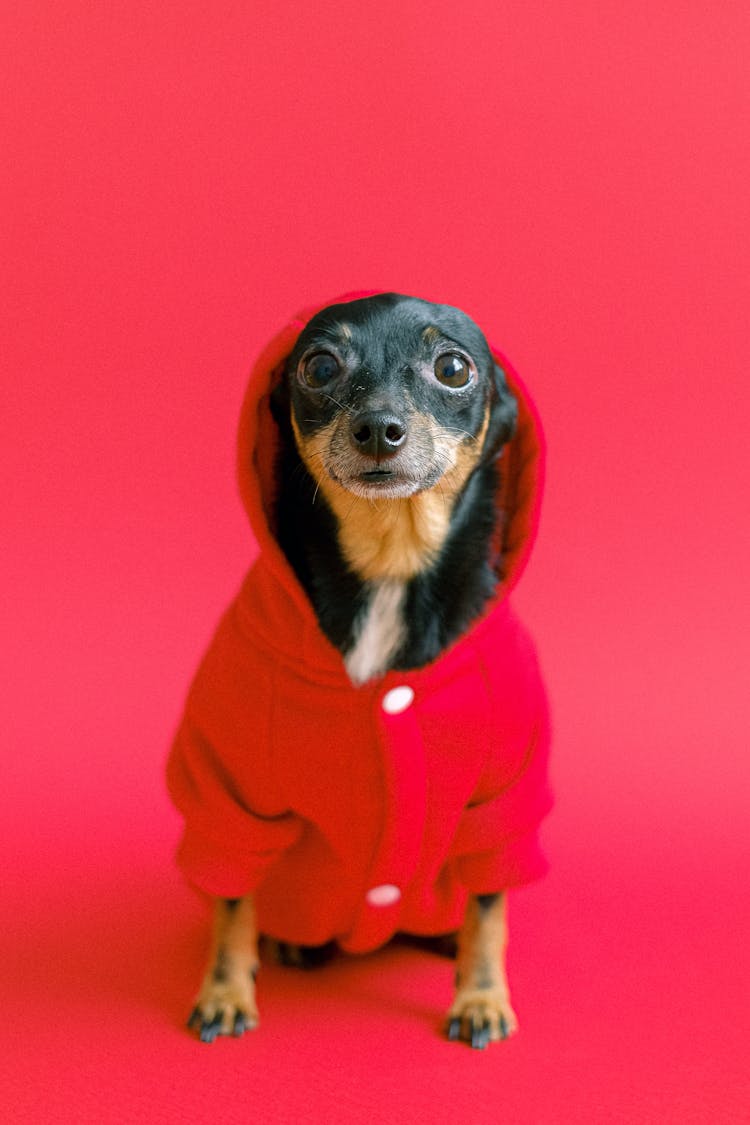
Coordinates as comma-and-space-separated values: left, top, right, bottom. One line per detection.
354, 469, 413, 496
346, 469, 417, 497
335, 461, 446, 500
360, 468, 397, 482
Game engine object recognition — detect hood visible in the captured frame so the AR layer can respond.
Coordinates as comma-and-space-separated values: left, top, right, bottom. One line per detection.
237, 291, 545, 627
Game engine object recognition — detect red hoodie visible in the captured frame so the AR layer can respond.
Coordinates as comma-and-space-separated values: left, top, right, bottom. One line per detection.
167, 294, 553, 953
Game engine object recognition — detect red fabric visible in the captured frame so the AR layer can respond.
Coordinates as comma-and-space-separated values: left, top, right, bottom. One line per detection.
167, 297, 553, 951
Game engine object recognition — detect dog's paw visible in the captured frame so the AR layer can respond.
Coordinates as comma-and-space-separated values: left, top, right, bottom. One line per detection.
446, 987, 518, 1050
187, 975, 259, 1044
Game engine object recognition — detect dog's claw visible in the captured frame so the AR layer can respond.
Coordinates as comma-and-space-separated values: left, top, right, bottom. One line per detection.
447, 1017, 462, 1041
187, 1004, 256, 1042
199, 1013, 223, 1043
471, 1023, 490, 1050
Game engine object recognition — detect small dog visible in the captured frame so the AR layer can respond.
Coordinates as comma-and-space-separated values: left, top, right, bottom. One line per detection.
170, 293, 551, 1049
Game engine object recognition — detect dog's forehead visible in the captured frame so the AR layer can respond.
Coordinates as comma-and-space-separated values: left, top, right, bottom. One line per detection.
291, 295, 491, 365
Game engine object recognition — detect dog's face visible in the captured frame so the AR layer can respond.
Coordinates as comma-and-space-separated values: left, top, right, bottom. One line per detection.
281, 294, 517, 503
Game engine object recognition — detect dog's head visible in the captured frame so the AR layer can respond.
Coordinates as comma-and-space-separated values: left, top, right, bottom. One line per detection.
275, 293, 517, 503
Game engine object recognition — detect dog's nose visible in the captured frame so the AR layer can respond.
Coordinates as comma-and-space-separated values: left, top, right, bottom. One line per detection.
349, 411, 407, 459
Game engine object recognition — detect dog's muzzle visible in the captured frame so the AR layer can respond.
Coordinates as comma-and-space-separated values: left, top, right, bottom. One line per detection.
317, 404, 453, 499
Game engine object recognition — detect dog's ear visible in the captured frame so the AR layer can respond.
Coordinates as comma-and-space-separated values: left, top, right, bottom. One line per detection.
484, 363, 518, 459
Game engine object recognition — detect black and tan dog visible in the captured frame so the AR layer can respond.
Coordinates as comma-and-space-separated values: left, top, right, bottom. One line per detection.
186, 293, 532, 1049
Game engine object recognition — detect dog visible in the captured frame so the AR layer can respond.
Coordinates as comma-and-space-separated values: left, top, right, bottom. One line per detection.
170, 293, 552, 1049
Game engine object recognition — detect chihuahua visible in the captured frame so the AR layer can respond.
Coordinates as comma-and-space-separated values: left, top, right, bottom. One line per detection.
179, 293, 549, 1049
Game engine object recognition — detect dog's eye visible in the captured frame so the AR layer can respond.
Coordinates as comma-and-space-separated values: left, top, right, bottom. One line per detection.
301, 353, 340, 388
434, 353, 472, 389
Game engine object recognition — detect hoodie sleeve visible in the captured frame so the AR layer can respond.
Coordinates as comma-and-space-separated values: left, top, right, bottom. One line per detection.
167, 719, 303, 899
166, 599, 304, 900
450, 709, 553, 892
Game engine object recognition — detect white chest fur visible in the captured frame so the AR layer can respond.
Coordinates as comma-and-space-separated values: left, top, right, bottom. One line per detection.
344, 580, 407, 685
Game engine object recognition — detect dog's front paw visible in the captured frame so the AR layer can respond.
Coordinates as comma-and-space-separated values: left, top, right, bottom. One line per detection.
446, 987, 518, 1050
187, 974, 259, 1044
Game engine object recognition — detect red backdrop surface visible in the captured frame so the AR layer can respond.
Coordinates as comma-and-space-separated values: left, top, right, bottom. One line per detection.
3, 3, 749, 1122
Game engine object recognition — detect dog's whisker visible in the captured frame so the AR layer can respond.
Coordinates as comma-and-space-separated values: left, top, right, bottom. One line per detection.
342, 493, 363, 524
322, 393, 348, 412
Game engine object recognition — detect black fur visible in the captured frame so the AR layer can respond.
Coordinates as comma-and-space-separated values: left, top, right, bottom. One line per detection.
272, 293, 517, 671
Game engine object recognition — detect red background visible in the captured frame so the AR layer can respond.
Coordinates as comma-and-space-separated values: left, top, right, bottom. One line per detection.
3, 3, 749, 1121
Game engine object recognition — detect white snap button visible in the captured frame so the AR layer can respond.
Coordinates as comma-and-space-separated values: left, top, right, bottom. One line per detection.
381, 685, 414, 715
365, 884, 402, 908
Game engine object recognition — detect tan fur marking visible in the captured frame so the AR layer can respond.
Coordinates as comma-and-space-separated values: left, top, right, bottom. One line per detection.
292, 415, 337, 477
448, 893, 518, 1043
193, 895, 260, 1036
421, 325, 441, 346
437, 404, 491, 503
335, 491, 450, 580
